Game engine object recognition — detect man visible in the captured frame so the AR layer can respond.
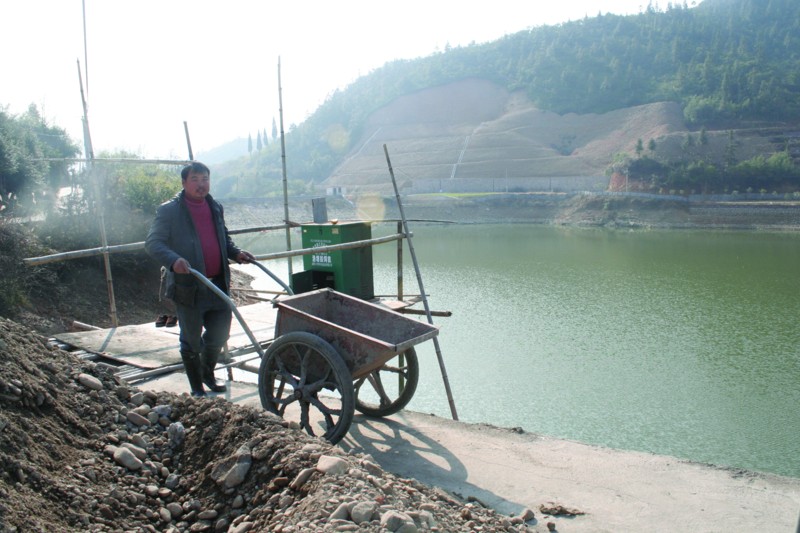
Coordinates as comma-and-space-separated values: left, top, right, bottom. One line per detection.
145, 161, 255, 397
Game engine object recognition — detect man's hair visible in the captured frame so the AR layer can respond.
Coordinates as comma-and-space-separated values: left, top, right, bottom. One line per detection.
181, 161, 211, 180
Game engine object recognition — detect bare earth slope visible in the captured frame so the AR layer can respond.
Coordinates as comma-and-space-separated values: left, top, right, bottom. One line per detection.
323, 79, 687, 193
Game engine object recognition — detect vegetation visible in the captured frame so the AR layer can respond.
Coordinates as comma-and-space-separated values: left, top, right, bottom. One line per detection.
216, 0, 800, 188
619, 151, 799, 194
0, 104, 79, 213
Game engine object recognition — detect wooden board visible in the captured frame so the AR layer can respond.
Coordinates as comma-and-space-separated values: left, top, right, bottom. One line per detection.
53, 302, 277, 369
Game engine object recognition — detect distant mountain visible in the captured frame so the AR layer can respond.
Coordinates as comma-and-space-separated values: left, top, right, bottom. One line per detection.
196, 138, 248, 166
213, 0, 800, 195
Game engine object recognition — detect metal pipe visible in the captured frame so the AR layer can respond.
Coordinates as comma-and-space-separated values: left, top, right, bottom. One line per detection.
383, 144, 458, 421
188, 268, 266, 360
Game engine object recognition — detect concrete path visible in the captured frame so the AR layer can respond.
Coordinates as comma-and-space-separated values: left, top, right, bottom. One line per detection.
141, 373, 800, 533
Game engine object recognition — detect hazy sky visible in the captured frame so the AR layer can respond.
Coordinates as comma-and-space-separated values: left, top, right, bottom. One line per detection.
3, 0, 653, 159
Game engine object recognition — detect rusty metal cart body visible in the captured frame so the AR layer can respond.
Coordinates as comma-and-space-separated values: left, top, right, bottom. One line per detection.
257, 287, 439, 443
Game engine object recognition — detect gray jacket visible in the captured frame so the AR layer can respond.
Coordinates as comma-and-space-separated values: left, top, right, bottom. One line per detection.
145, 191, 241, 302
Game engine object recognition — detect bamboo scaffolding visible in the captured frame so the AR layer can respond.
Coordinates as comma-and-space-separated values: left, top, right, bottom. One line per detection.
277, 57, 293, 279
24, 232, 405, 267
384, 143, 458, 421
78, 58, 119, 327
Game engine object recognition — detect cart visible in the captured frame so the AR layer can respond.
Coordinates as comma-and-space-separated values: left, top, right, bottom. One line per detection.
191, 266, 439, 444
258, 288, 439, 443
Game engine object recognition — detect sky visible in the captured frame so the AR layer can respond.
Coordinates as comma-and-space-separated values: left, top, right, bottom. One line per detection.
2, 0, 651, 160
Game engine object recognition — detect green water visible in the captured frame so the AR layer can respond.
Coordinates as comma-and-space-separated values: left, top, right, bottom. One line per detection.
238, 224, 800, 478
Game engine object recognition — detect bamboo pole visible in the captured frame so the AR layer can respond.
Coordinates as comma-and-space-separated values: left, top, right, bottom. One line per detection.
35, 157, 191, 165
183, 121, 194, 160
277, 57, 293, 279
383, 144, 458, 421
78, 59, 118, 327
24, 233, 404, 267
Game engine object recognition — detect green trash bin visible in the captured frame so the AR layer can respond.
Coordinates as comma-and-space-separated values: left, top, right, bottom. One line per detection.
295, 221, 374, 300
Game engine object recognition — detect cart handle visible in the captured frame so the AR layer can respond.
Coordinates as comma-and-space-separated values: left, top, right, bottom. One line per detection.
188, 267, 267, 360
248, 260, 294, 296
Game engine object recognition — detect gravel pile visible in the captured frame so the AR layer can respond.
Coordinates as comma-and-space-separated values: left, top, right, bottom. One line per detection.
0, 317, 539, 532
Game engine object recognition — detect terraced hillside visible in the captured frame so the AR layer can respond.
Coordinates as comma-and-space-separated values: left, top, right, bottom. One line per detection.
322, 78, 800, 196
323, 79, 688, 194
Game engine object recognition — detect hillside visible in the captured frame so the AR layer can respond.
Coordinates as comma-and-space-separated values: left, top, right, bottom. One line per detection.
215, 0, 800, 196
321, 79, 688, 194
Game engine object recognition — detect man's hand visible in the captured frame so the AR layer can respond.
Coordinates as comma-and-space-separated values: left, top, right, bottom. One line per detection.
236, 251, 256, 264
172, 258, 191, 274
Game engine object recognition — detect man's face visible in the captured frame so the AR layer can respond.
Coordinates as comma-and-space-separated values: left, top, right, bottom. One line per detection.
182, 170, 210, 202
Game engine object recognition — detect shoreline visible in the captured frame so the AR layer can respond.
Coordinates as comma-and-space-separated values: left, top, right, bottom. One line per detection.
223, 192, 800, 231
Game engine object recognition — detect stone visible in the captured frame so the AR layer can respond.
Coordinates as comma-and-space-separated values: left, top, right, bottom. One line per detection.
125, 411, 149, 427
166, 502, 183, 519
112, 447, 142, 471
159, 507, 172, 523
210, 445, 252, 489
350, 501, 377, 524
316, 455, 349, 476
77, 373, 103, 391
119, 442, 147, 460
380, 510, 416, 532
289, 467, 316, 490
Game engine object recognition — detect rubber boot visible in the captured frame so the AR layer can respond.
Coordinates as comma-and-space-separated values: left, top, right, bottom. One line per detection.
201, 347, 227, 393
180, 351, 206, 397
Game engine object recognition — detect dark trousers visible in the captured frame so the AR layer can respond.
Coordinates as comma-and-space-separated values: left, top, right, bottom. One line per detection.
175, 278, 231, 355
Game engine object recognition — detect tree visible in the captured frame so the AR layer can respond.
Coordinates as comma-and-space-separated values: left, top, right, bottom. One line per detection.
248, 133, 253, 155
256, 131, 263, 151
272, 118, 278, 142
0, 105, 79, 214
648, 138, 657, 152
635, 138, 644, 157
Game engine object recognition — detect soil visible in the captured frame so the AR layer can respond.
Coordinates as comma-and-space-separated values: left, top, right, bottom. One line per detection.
0, 316, 539, 532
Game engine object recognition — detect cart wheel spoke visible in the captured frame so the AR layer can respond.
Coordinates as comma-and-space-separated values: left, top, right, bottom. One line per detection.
258, 332, 354, 444
299, 402, 315, 437
355, 348, 419, 418
366, 373, 392, 409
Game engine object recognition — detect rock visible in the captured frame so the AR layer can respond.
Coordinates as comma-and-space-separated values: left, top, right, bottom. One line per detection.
229, 522, 253, 533
125, 411, 149, 427
77, 373, 103, 391
316, 455, 349, 476
159, 507, 173, 523
119, 442, 147, 460
289, 467, 316, 490
329, 502, 350, 521
350, 501, 377, 524
168, 422, 185, 447
129, 391, 145, 406
167, 502, 183, 519
380, 510, 416, 532
210, 445, 252, 489
112, 447, 142, 471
